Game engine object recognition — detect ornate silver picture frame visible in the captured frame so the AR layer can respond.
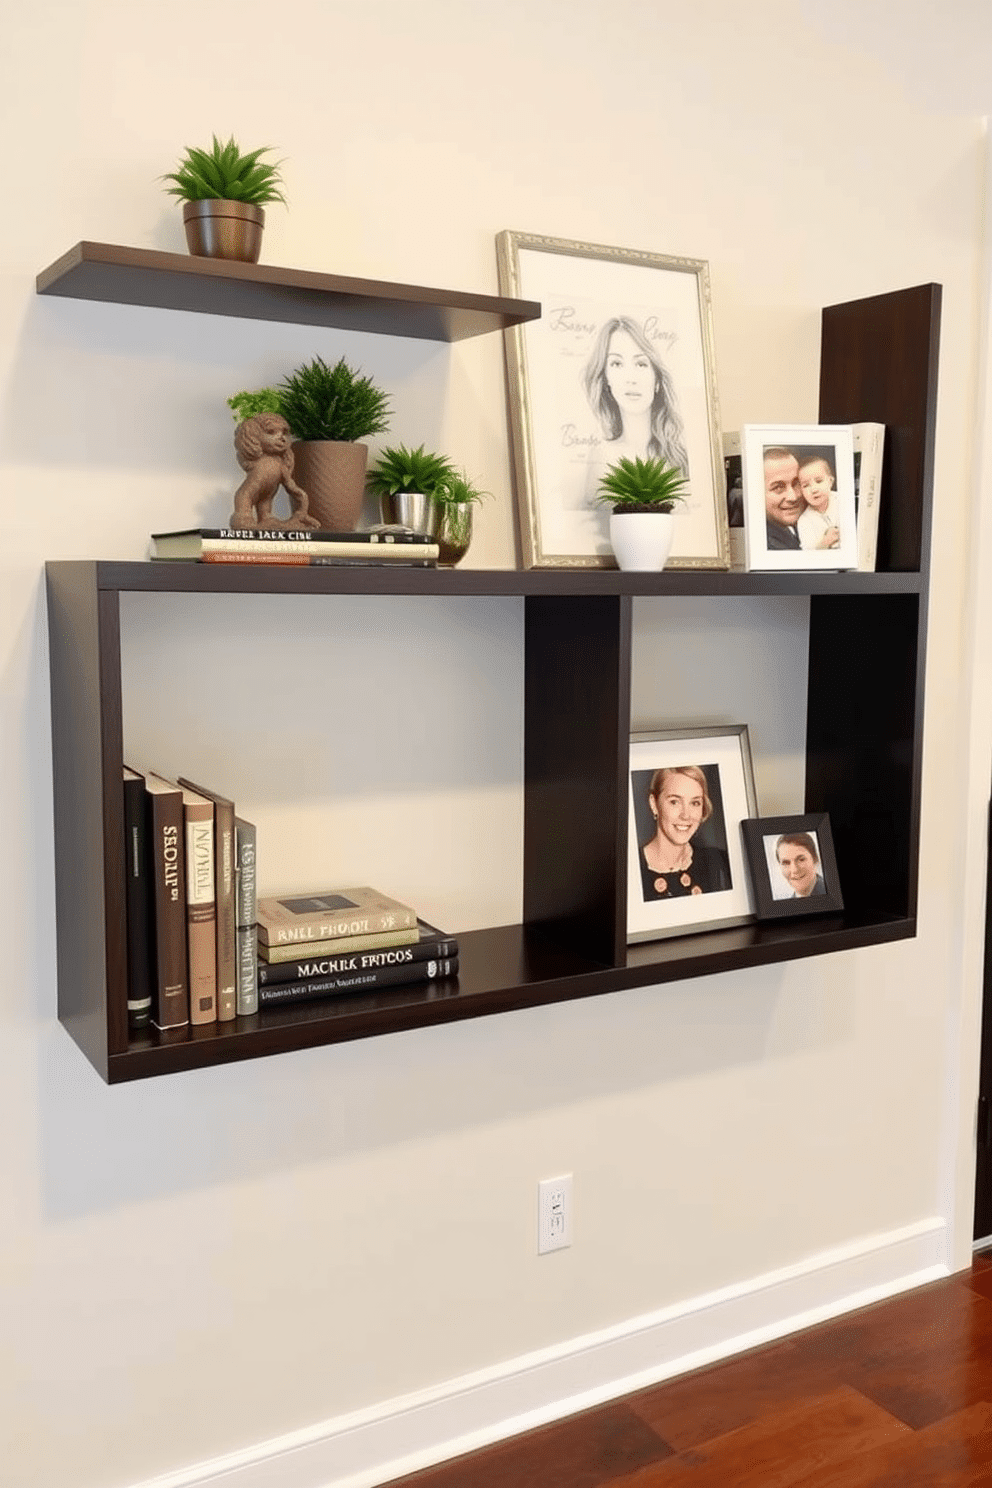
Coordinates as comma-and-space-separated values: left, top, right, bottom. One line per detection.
496, 231, 729, 571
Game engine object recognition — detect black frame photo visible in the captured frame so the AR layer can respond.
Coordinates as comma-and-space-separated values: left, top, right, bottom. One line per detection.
627, 726, 757, 943
741, 813, 844, 919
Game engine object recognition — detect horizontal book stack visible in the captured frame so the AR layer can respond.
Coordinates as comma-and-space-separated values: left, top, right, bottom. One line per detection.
149, 527, 440, 566
121, 775, 459, 1036
256, 888, 459, 1007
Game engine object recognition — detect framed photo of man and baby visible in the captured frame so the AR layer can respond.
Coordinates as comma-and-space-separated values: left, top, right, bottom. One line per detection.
496, 231, 729, 570
741, 423, 859, 572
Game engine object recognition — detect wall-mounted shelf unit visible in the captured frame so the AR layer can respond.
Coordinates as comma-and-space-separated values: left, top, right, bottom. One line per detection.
42, 269, 940, 1083
36, 241, 542, 341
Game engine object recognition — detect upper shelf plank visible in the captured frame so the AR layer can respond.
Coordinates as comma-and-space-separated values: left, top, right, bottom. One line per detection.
36, 241, 542, 342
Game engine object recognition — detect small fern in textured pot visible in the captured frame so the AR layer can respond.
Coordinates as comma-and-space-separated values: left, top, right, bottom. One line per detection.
272, 357, 391, 532
594, 455, 689, 513
276, 356, 391, 444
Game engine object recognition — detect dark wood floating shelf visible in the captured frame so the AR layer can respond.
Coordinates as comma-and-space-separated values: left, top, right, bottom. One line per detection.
44, 280, 941, 1084
36, 241, 542, 342
69, 560, 925, 601
109, 915, 914, 1083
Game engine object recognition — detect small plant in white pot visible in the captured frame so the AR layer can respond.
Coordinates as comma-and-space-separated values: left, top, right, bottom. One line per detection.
162, 134, 286, 263
595, 456, 688, 571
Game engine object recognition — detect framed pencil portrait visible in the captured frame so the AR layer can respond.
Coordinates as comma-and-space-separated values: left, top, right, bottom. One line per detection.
627, 726, 757, 944
496, 231, 730, 571
741, 813, 844, 920
741, 423, 858, 572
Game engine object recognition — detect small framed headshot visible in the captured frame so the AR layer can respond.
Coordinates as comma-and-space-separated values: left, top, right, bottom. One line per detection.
741, 424, 858, 572
627, 726, 758, 943
741, 813, 844, 919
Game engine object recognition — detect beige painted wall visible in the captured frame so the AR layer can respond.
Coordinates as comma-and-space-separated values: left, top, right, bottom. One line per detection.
2, 2, 989, 1484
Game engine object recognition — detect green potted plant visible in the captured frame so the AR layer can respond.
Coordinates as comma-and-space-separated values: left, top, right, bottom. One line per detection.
365, 443, 458, 537
162, 134, 286, 263
594, 456, 688, 571
275, 356, 392, 530
432, 468, 490, 567
227, 388, 282, 422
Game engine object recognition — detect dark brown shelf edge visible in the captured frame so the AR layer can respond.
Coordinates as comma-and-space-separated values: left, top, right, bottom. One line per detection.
46, 560, 924, 602
36, 241, 541, 342
101, 915, 914, 1082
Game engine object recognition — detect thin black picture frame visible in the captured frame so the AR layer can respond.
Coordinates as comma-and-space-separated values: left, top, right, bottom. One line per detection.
741, 813, 844, 919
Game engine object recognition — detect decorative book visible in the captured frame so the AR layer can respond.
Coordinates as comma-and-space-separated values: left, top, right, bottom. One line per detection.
256, 885, 417, 946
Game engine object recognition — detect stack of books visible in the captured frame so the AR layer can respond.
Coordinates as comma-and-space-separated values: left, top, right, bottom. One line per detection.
122, 767, 258, 1036
256, 886, 459, 1007
149, 527, 440, 566
122, 773, 458, 1034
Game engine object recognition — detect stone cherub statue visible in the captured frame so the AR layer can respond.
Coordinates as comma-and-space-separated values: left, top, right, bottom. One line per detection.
230, 413, 319, 530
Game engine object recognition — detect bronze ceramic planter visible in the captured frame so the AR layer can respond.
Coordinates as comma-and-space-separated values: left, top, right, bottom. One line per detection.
291, 441, 369, 531
182, 200, 265, 263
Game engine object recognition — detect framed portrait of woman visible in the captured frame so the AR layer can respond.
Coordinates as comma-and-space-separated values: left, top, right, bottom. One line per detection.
496, 231, 729, 571
627, 726, 758, 943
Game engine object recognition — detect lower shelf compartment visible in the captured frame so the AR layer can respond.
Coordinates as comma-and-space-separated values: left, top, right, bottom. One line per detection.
94, 913, 915, 1082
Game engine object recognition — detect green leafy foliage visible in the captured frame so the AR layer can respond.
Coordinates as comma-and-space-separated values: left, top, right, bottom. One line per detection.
432, 468, 491, 507
276, 356, 392, 443
365, 443, 458, 498
162, 135, 286, 205
594, 456, 689, 512
227, 388, 282, 422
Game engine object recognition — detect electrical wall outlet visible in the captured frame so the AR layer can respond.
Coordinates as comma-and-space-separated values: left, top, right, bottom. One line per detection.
538, 1174, 572, 1254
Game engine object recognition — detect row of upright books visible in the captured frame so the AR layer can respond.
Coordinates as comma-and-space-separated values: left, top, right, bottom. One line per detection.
122, 767, 458, 1036
148, 526, 440, 566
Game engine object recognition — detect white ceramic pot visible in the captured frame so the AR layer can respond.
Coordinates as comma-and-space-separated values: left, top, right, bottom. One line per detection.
608, 510, 675, 571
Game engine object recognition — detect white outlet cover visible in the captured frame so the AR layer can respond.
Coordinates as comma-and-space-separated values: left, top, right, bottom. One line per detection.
538, 1173, 573, 1254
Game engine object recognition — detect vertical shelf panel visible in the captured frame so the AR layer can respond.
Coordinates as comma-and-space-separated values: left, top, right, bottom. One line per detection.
523, 595, 631, 966
806, 592, 920, 919
47, 566, 127, 1079
819, 282, 941, 574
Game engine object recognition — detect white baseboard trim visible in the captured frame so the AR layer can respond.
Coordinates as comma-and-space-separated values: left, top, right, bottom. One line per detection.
142, 1216, 948, 1488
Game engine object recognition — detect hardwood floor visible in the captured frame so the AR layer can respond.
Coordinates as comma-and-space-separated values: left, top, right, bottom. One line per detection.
387, 1257, 992, 1487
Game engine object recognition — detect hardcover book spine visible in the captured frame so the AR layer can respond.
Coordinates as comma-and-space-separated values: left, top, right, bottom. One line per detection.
144, 776, 189, 1030
210, 528, 434, 545
259, 925, 420, 963
122, 767, 154, 1033
180, 779, 236, 1021
258, 904, 418, 946
258, 931, 459, 985
258, 956, 459, 1007
198, 551, 437, 567
199, 539, 440, 559
182, 790, 217, 1025
852, 422, 885, 574
234, 817, 258, 1016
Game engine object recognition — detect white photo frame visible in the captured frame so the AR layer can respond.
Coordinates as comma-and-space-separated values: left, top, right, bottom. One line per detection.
627, 726, 758, 944
496, 230, 730, 571
741, 424, 858, 572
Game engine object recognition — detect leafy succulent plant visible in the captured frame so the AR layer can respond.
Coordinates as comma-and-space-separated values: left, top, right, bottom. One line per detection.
594, 456, 689, 513
162, 135, 286, 205
275, 356, 392, 443
365, 443, 458, 498
432, 468, 491, 506
227, 388, 282, 422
